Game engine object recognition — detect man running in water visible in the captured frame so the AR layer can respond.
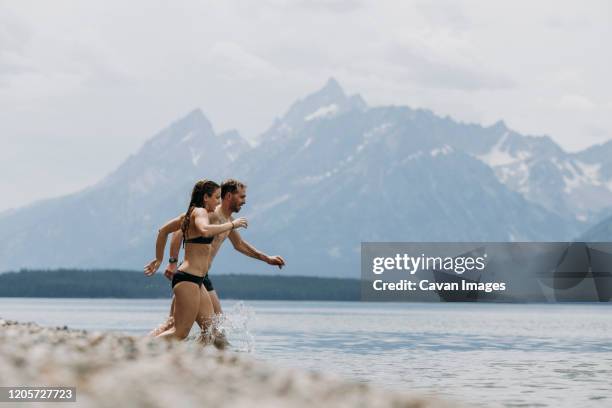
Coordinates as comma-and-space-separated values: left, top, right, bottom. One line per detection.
150, 179, 285, 346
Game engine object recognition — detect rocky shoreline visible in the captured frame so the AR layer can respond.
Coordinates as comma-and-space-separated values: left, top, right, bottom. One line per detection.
0, 319, 453, 407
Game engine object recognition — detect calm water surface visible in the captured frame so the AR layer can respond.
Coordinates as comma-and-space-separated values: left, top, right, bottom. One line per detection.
0, 298, 610, 408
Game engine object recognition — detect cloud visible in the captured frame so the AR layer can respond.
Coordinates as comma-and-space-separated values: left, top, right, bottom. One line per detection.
557, 94, 597, 111
586, 125, 609, 139
208, 41, 280, 80
295, 0, 363, 13
233, 0, 363, 14
0, 8, 34, 83
0, 51, 33, 79
385, 30, 516, 91
415, 0, 471, 32
0, 21, 132, 95
65, 39, 133, 87
0, 0, 610, 210
0, 7, 30, 54
551, 69, 585, 89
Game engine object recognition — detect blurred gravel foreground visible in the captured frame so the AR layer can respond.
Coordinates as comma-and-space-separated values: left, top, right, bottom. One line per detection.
0, 319, 454, 408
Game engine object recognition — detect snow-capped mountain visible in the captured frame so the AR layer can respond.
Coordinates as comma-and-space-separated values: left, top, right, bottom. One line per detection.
255, 78, 367, 146
455, 123, 612, 223
221, 96, 579, 277
0, 79, 607, 276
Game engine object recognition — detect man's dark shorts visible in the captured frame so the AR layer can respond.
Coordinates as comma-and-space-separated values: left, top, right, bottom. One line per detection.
203, 274, 215, 292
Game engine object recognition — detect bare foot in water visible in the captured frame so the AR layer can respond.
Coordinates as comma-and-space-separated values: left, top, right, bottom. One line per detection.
148, 316, 174, 337
196, 329, 230, 350
213, 330, 230, 350
196, 331, 213, 346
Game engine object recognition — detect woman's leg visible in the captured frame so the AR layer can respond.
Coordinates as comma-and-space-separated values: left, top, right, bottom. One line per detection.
148, 295, 176, 336
157, 282, 200, 340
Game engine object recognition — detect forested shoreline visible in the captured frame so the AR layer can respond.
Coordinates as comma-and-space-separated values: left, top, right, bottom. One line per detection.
0, 269, 360, 300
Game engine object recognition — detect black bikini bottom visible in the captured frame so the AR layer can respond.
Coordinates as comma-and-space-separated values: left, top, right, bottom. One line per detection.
172, 270, 204, 289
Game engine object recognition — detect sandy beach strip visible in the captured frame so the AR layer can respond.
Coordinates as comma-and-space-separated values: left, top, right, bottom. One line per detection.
0, 318, 455, 407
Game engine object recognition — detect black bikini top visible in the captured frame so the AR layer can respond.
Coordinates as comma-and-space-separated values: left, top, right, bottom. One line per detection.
183, 235, 214, 245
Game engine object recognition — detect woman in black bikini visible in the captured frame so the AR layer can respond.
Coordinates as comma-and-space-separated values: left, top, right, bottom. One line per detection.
144, 179, 247, 341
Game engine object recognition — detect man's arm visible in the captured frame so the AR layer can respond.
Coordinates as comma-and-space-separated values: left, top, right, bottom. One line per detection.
228, 229, 285, 268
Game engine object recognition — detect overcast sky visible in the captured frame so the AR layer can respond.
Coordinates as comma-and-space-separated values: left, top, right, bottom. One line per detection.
1, 0, 611, 211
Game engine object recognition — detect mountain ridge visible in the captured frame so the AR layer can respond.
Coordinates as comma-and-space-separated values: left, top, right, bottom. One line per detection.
1, 79, 610, 276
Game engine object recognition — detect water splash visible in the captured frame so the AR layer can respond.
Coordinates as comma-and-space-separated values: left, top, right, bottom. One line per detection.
201, 301, 255, 353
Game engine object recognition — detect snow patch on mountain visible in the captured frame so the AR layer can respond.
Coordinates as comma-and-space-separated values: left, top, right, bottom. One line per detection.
305, 104, 338, 121
298, 171, 334, 185
497, 162, 530, 194
364, 123, 392, 139
129, 168, 164, 195
401, 151, 424, 164
181, 131, 195, 143
189, 147, 201, 166
356, 123, 394, 154
576, 214, 588, 222
250, 194, 291, 219
563, 161, 602, 193
328, 246, 341, 258
430, 145, 453, 157
477, 132, 531, 166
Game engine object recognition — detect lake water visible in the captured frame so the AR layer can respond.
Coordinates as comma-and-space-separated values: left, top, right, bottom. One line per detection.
0, 298, 610, 407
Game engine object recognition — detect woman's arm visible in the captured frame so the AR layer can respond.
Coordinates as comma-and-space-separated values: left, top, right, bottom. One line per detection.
193, 208, 248, 237
162, 229, 184, 280
144, 214, 183, 276
169, 229, 183, 259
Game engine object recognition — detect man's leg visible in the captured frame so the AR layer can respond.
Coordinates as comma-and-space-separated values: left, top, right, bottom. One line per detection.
195, 288, 214, 345
201, 275, 230, 349
209, 290, 222, 315
195, 286, 212, 331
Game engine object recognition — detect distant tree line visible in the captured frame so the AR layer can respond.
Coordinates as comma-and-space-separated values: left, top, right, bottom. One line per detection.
0, 269, 360, 300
